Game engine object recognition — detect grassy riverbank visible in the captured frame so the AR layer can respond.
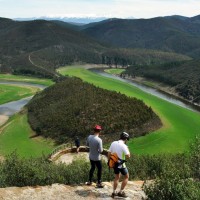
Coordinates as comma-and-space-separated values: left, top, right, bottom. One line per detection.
0, 74, 54, 86
58, 66, 200, 154
0, 74, 54, 105
0, 110, 55, 158
0, 74, 55, 157
0, 84, 39, 105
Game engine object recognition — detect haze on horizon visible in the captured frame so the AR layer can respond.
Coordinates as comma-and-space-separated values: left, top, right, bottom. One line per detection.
0, 0, 200, 19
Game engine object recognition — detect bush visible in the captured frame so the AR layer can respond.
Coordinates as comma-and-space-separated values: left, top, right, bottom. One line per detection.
190, 136, 200, 180
144, 166, 199, 200
143, 137, 200, 200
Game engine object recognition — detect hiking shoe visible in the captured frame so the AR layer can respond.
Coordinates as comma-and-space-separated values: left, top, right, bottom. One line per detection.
96, 183, 104, 188
85, 181, 92, 186
111, 192, 118, 198
118, 191, 128, 198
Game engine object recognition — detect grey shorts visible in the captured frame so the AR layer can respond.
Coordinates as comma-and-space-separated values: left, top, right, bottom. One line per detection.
114, 167, 128, 175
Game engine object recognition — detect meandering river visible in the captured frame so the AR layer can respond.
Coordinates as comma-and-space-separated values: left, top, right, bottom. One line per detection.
0, 69, 199, 124
91, 69, 200, 113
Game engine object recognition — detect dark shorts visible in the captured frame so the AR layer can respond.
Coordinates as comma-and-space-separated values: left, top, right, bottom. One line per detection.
114, 167, 128, 175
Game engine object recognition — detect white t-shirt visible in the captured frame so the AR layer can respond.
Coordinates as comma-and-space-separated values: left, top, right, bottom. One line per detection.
108, 140, 130, 168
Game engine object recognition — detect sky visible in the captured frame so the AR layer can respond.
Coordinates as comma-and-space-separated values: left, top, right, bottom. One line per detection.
0, 0, 200, 19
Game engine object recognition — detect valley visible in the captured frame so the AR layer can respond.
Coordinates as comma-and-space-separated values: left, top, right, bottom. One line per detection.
0, 75, 55, 157
0, 66, 200, 155
1, 1, 200, 197
58, 66, 200, 154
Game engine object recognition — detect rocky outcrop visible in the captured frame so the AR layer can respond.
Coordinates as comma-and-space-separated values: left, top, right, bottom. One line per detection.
0, 181, 146, 200
0, 148, 147, 199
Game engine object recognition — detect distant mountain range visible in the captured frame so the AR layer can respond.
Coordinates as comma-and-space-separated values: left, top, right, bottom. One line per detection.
82, 15, 200, 58
0, 16, 190, 78
1, 14, 200, 104
13, 17, 109, 25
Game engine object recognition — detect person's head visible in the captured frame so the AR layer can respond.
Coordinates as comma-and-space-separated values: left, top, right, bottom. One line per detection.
93, 124, 102, 133
120, 131, 130, 143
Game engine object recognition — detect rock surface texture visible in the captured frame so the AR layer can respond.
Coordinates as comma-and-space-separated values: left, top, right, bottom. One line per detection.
0, 181, 146, 200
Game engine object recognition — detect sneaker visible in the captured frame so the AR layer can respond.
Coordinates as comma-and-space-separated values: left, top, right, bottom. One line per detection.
85, 181, 92, 186
118, 191, 128, 198
111, 192, 118, 198
96, 183, 104, 188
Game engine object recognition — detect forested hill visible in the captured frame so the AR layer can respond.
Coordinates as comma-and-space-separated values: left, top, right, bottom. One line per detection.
0, 17, 191, 78
82, 15, 200, 58
0, 17, 106, 77
27, 77, 161, 144
124, 59, 200, 105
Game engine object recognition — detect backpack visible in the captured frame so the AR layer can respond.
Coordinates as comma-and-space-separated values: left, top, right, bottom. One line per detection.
107, 153, 120, 168
107, 153, 127, 169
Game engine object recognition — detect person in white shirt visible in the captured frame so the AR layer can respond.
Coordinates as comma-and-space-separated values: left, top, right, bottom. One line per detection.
108, 132, 130, 198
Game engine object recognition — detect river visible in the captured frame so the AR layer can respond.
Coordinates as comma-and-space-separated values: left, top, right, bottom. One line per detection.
0, 70, 200, 120
91, 69, 200, 113
0, 81, 46, 117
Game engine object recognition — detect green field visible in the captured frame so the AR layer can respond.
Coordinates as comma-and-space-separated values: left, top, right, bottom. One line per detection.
0, 74, 54, 105
0, 74, 54, 86
0, 111, 55, 158
0, 84, 39, 105
0, 74, 55, 157
104, 68, 125, 75
58, 66, 200, 155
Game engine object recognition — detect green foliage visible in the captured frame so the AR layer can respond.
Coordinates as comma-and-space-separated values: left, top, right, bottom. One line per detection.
144, 167, 200, 200
124, 59, 200, 104
0, 18, 105, 77
102, 48, 190, 67
82, 17, 200, 58
0, 135, 200, 196
0, 17, 192, 78
27, 76, 161, 143
143, 137, 200, 200
189, 136, 200, 179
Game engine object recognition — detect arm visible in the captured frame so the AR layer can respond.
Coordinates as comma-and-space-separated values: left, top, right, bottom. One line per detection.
98, 139, 103, 153
124, 144, 130, 160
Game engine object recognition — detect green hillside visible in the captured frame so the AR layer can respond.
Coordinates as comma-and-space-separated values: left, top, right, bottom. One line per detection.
0, 18, 105, 77
27, 76, 161, 144
0, 17, 191, 78
82, 16, 200, 58
58, 66, 200, 154
124, 59, 200, 105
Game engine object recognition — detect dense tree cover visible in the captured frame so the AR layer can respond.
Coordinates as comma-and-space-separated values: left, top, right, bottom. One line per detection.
27, 76, 161, 144
0, 137, 199, 200
0, 18, 105, 77
123, 60, 200, 104
102, 48, 190, 67
0, 17, 191, 78
82, 16, 200, 58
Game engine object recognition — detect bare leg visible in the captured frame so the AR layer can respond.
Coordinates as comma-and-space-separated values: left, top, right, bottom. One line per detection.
113, 174, 120, 192
120, 173, 129, 191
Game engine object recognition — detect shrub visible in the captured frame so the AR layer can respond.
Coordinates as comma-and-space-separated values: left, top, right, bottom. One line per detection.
190, 135, 200, 180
